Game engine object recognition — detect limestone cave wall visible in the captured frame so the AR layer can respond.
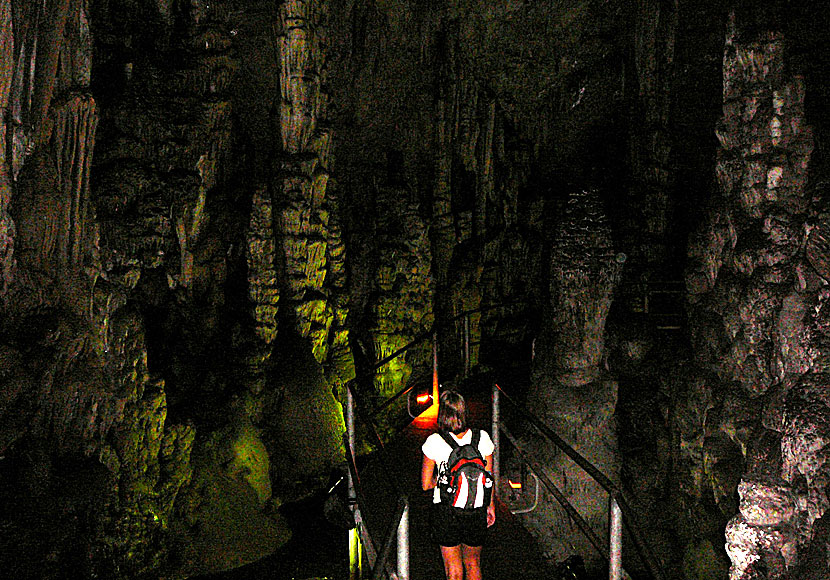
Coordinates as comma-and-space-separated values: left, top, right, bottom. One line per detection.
1, 0, 830, 579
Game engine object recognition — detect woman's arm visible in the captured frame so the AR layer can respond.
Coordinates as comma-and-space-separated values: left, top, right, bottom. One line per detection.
421, 455, 437, 491
485, 453, 496, 527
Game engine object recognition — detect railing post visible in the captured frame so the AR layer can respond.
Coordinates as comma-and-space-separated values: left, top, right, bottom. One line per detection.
347, 387, 356, 485
491, 384, 500, 496
346, 387, 361, 580
463, 314, 470, 378
609, 496, 622, 580
432, 331, 439, 403
397, 498, 410, 580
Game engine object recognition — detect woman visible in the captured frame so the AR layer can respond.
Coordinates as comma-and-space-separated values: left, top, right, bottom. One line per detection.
421, 390, 496, 580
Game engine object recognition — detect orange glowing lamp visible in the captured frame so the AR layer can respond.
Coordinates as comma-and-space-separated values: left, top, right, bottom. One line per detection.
508, 480, 522, 490
416, 393, 432, 404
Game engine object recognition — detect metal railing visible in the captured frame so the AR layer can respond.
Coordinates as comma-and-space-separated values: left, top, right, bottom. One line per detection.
492, 383, 666, 580
341, 302, 515, 580
340, 301, 666, 580
344, 386, 408, 580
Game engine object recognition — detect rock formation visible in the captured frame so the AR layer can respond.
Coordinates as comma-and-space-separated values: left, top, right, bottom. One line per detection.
523, 188, 623, 573
1, 1, 830, 579
685, 12, 828, 579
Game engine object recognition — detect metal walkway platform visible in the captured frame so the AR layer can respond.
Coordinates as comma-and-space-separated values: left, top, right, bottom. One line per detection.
356, 391, 556, 580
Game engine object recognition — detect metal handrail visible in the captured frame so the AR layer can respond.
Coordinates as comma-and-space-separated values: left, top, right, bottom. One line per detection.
343, 301, 519, 461
372, 496, 409, 580
345, 383, 410, 580
499, 424, 607, 558
342, 302, 516, 580
371, 382, 417, 419
348, 301, 519, 418
493, 383, 666, 580
343, 433, 380, 566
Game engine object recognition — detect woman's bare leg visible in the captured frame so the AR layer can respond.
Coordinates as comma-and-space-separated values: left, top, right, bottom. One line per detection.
440, 545, 464, 580
461, 544, 483, 580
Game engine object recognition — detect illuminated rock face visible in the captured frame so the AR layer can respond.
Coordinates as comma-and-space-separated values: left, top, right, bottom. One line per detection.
4, 0, 830, 577
0, 0, 285, 575
685, 13, 829, 579
368, 187, 433, 399
276, 0, 343, 368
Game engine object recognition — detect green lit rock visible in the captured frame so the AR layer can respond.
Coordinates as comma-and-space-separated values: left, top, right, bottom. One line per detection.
294, 298, 334, 363
178, 426, 290, 576
247, 188, 281, 346
373, 333, 413, 397
266, 333, 346, 487
229, 418, 272, 504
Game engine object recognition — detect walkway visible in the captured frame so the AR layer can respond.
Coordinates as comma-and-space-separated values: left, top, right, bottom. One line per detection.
200, 383, 558, 580
357, 387, 555, 580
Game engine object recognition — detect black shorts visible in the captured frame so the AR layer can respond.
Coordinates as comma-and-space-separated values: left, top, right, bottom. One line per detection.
430, 503, 488, 547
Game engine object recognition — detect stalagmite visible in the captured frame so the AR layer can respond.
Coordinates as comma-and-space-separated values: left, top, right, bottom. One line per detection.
686, 12, 827, 579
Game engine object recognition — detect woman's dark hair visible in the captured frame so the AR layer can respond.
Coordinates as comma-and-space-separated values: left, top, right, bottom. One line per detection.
437, 390, 467, 434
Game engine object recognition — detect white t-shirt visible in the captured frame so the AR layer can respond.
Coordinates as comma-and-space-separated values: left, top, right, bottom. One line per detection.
422, 429, 495, 504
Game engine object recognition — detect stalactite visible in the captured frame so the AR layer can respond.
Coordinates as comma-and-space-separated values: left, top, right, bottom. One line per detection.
12, 94, 97, 281
522, 189, 623, 572
321, 177, 354, 388
31, 0, 73, 145
548, 189, 622, 386
0, 0, 15, 293
247, 187, 280, 346
53, 95, 98, 269
277, 0, 343, 365
432, 95, 454, 282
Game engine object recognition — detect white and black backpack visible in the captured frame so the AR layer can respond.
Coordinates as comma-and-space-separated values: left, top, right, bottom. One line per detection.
437, 430, 494, 511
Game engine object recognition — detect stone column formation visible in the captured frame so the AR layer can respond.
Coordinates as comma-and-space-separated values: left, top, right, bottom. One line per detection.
524, 189, 622, 573
0, 0, 15, 292
5, 0, 98, 292
370, 186, 433, 398
548, 189, 622, 388
276, 0, 349, 375
686, 14, 827, 579
245, 185, 280, 409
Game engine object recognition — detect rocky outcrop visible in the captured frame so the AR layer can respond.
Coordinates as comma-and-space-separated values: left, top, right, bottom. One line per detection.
524, 189, 623, 573
685, 13, 828, 578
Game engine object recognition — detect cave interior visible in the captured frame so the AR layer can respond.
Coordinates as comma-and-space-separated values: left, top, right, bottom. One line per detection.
1, 0, 830, 579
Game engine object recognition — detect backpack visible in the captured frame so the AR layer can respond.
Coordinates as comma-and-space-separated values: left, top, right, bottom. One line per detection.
437, 430, 494, 510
